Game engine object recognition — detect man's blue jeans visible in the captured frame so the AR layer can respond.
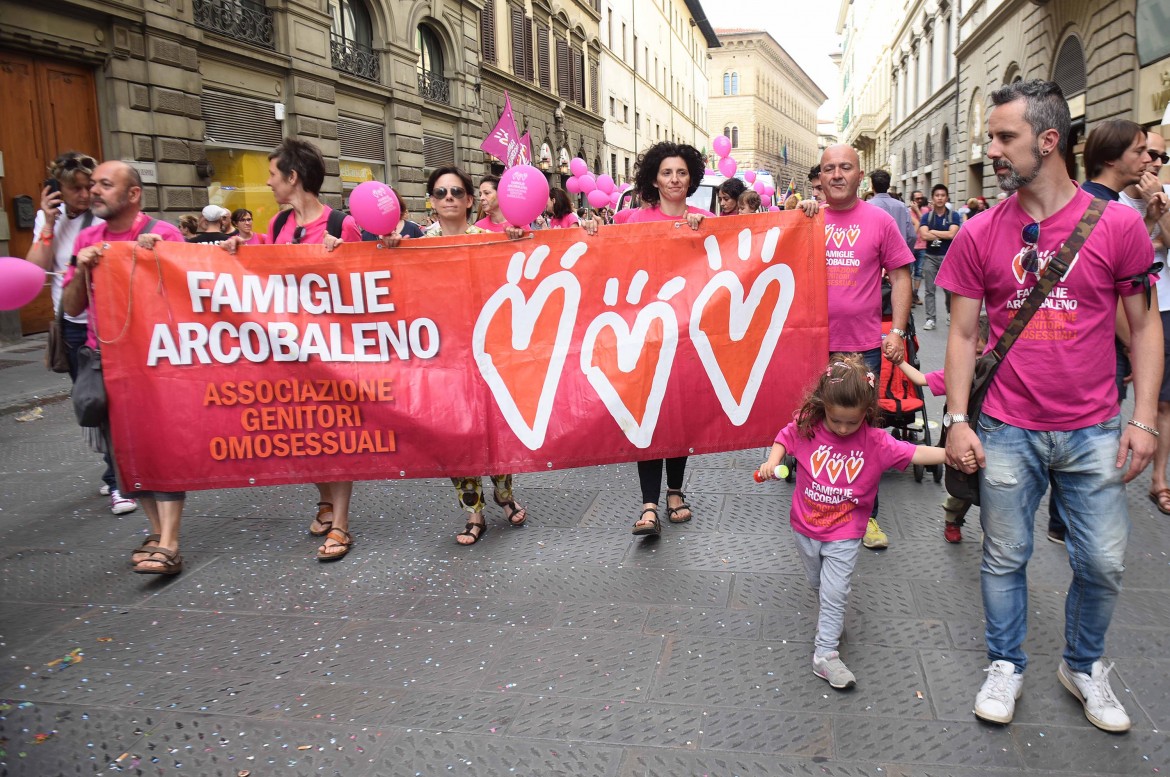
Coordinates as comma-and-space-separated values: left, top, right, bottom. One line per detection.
976, 412, 1129, 674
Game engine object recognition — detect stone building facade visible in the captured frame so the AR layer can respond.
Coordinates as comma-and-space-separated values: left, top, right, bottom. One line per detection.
708, 29, 826, 198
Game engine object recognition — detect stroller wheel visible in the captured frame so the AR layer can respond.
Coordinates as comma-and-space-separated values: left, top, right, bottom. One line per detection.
914, 463, 925, 483
933, 463, 944, 483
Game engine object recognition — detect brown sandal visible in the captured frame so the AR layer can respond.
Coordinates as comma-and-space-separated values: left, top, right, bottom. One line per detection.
494, 494, 528, 526
632, 507, 661, 536
456, 519, 488, 545
666, 489, 693, 523
309, 502, 333, 536
317, 527, 353, 561
129, 534, 161, 566
133, 546, 183, 576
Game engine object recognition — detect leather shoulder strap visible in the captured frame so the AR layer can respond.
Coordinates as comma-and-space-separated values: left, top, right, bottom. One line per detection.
272, 209, 292, 241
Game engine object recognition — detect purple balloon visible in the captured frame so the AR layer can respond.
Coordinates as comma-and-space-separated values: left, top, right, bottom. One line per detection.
570, 157, 589, 177
712, 135, 732, 158
0, 257, 46, 311
578, 174, 597, 193
565, 177, 581, 194
498, 164, 551, 226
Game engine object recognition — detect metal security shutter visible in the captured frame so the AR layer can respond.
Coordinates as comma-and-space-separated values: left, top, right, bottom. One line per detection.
557, 39, 570, 97
480, 0, 497, 65
537, 24, 551, 90
202, 90, 283, 148
1052, 35, 1086, 96
423, 135, 455, 168
338, 117, 385, 162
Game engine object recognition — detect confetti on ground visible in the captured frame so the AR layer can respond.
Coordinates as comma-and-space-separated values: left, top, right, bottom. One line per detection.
296, 745, 313, 750
915, 690, 923, 699
97, 637, 113, 642
31, 731, 56, 745
13, 407, 43, 422
45, 648, 83, 668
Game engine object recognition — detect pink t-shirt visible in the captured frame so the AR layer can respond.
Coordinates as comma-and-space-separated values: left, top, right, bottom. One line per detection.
244, 233, 268, 246
776, 420, 916, 542
548, 213, 579, 229
70, 212, 185, 348
936, 188, 1153, 430
823, 201, 915, 352
267, 207, 362, 244
923, 369, 946, 397
613, 204, 714, 224
474, 217, 508, 233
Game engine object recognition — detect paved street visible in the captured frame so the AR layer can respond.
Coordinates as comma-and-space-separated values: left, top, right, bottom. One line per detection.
0, 326, 1168, 776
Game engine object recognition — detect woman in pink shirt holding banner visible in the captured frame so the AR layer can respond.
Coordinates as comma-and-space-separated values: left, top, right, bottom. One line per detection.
588, 141, 713, 536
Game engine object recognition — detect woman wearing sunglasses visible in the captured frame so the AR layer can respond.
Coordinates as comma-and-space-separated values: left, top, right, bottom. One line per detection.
411, 166, 529, 544
225, 138, 363, 562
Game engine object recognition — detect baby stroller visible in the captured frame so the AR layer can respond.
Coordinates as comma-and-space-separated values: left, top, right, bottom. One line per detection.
878, 286, 942, 483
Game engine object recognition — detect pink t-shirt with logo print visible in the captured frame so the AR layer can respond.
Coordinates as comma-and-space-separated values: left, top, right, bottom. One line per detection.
936, 188, 1153, 431
823, 200, 915, 352
776, 420, 916, 542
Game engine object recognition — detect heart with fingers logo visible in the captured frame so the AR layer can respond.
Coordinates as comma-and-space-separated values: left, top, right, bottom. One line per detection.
474, 247, 584, 450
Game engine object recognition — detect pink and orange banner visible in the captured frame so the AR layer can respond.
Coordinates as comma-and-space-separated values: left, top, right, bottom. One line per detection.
95, 212, 828, 491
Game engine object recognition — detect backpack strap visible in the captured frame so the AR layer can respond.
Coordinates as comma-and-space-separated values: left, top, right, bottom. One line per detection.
143, 218, 158, 234
81, 210, 95, 230
272, 209, 294, 242
326, 208, 346, 239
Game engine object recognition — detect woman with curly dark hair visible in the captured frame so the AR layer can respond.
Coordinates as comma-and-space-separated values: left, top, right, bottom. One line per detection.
717, 177, 747, 215
589, 141, 713, 536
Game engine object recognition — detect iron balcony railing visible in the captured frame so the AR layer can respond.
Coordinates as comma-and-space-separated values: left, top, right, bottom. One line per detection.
417, 70, 450, 104
194, 0, 274, 50
330, 34, 380, 82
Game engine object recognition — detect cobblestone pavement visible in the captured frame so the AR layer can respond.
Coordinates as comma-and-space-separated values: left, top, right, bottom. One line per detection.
0, 328, 1168, 776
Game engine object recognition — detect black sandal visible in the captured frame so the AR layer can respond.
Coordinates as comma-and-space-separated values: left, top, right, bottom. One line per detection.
456, 519, 488, 545
494, 494, 528, 526
632, 507, 661, 536
666, 489, 692, 523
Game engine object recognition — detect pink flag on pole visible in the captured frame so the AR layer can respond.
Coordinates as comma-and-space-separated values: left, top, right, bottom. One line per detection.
513, 132, 533, 167
481, 92, 522, 166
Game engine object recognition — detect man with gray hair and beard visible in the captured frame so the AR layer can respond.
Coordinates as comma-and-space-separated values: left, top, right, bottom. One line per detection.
939, 80, 1160, 733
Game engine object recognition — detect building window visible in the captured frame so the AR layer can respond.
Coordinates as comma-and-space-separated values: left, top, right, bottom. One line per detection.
480, 0, 497, 65
731, 126, 739, 148
941, 125, 950, 159
723, 72, 730, 95
924, 133, 933, 165
731, 72, 739, 95
623, 104, 628, 123
510, 6, 534, 81
417, 25, 449, 103
329, 0, 378, 81
609, 96, 615, 116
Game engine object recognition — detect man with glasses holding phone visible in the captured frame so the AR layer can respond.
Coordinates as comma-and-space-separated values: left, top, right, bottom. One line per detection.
939, 81, 1160, 733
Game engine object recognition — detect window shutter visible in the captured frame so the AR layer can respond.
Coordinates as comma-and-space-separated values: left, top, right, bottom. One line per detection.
480, 0, 496, 65
511, 6, 525, 76
537, 24, 550, 89
556, 38, 570, 97
589, 59, 598, 113
570, 47, 584, 107
423, 134, 455, 168
338, 116, 385, 162
522, 15, 534, 81
202, 90, 283, 149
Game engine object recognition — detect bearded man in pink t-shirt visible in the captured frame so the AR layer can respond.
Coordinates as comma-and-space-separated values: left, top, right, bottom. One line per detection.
815, 145, 915, 549
938, 80, 1160, 734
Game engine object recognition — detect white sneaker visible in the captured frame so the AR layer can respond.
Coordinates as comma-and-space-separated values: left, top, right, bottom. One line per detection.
923, 319, 936, 330
99, 484, 111, 496
812, 651, 856, 689
110, 490, 138, 515
1058, 660, 1131, 732
974, 660, 1023, 724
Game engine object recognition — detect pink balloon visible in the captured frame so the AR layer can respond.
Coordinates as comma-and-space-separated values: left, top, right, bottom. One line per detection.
570, 157, 589, 177
348, 181, 401, 235
578, 174, 597, 193
768, 205, 780, 212
704, 168, 715, 176
712, 135, 732, 158
596, 174, 615, 194
0, 257, 46, 311
717, 157, 737, 178
609, 191, 622, 207
587, 189, 610, 208
498, 164, 551, 226
753, 181, 767, 195
565, 177, 581, 194
764, 186, 775, 197
744, 170, 756, 184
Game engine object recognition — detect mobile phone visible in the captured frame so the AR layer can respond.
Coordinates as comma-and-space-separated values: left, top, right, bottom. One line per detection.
44, 177, 59, 195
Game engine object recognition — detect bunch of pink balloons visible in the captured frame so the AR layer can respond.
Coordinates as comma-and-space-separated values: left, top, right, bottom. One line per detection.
564, 157, 625, 210
711, 135, 737, 178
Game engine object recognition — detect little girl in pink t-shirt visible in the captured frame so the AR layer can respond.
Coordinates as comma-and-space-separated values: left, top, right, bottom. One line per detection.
758, 355, 949, 689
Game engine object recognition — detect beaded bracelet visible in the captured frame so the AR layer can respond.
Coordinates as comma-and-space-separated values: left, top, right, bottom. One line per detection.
1128, 419, 1160, 437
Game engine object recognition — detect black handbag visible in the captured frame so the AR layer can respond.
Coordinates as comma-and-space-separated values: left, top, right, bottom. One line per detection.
45, 305, 70, 373
941, 197, 1107, 505
72, 345, 107, 427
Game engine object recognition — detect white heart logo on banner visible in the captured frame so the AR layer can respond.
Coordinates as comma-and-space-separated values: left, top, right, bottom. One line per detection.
580, 302, 678, 449
690, 264, 795, 426
473, 271, 581, 450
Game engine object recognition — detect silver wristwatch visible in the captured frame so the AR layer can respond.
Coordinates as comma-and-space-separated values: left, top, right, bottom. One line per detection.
942, 413, 970, 428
